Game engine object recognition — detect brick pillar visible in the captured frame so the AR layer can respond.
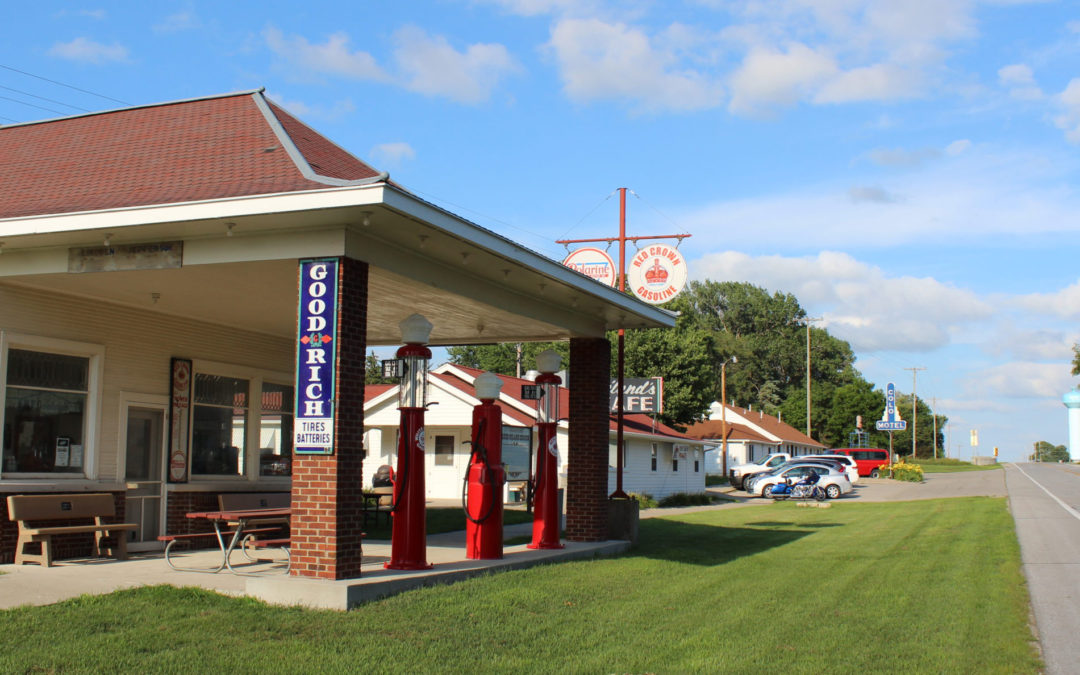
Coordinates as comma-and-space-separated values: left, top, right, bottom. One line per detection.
290, 257, 368, 579
566, 336, 610, 541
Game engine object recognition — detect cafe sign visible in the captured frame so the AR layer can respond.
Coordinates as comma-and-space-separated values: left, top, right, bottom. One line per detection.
628, 243, 688, 304
610, 377, 663, 413
294, 259, 339, 455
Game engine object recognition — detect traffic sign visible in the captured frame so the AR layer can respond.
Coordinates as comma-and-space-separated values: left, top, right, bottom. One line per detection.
876, 382, 908, 432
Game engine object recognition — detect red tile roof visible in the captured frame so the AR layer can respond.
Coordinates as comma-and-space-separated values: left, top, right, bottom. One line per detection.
682, 404, 823, 448
0, 90, 385, 220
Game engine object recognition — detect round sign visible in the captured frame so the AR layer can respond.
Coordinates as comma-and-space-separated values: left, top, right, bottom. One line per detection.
627, 243, 688, 304
562, 247, 616, 287
169, 451, 187, 482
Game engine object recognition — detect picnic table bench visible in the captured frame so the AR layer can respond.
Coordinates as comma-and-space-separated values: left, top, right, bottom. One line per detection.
6, 493, 138, 567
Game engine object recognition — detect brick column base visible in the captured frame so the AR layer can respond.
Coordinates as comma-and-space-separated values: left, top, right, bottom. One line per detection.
566, 336, 610, 541
290, 257, 368, 579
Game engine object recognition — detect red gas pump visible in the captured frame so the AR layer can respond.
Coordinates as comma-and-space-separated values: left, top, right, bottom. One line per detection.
386, 314, 434, 570
529, 350, 564, 550
464, 372, 505, 560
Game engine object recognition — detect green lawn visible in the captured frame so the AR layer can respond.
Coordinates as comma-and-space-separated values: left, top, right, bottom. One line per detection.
0, 498, 1040, 674
916, 458, 1004, 473
363, 505, 533, 540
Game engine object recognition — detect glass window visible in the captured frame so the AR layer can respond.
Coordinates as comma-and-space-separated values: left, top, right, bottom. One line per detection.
434, 435, 454, 466
259, 382, 293, 476
650, 443, 657, 471
191, 374, 248, 476
2, 349, 89, 474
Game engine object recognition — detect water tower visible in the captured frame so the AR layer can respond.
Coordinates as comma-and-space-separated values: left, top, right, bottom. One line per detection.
1062, 389, 1080, 460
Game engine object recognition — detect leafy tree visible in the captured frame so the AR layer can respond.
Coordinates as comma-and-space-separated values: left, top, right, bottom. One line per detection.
1032, 440, 1070, 462
1072, 345, 1080, 375
446, 342, 569, 377
618, 321, 720, 427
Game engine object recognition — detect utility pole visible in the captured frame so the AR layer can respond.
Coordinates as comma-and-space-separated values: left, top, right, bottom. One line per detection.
556, 188, 690, 499
904, 367, 926, 459
804, 317, 822, 438
932, 397, 938, 459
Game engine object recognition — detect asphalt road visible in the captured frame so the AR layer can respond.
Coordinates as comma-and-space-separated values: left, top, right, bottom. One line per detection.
1005, 462, 1080, 675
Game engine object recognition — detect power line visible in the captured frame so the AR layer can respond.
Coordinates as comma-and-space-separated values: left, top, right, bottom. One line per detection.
0, 84, 91, 112
0, 63, 132, 106
0, 93, 67, 116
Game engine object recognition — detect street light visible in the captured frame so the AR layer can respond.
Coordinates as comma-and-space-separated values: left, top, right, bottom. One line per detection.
721, 356, 737, 476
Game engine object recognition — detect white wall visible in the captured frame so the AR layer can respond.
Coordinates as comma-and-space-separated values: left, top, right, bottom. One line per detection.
0, 284, 293, 484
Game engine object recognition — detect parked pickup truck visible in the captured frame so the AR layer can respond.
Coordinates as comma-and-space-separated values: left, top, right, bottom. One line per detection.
729, 453, 791, 490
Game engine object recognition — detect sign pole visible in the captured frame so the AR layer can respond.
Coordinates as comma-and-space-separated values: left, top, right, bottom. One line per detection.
557, 187, 689, 499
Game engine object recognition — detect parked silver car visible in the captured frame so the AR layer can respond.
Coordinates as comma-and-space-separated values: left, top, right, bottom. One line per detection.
745, 463, 852, 499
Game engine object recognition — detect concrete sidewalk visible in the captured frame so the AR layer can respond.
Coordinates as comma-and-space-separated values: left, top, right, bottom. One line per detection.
0, 522, 624, 611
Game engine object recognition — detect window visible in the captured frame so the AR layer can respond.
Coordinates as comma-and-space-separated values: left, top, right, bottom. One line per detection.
650, 443, 657, 471
694, 449, 700, 473
191, 374, 248, 476
259, 382, 294, 476
672, 447, 679, 472
434, 435, 454, 466
2, 349, 90, 474
608, 441, 628, 469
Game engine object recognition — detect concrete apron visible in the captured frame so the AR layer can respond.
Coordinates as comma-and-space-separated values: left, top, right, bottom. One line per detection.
0, 525, 629, 611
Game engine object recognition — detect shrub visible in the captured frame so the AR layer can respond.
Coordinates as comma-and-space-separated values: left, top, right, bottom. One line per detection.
880, 458, 924, 482
629, 492, 658, 509
658, 492, 714, 507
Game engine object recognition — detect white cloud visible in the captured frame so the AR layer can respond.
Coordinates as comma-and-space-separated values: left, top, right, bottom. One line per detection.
264, 26, 517, 104
998, 63, 1044, 100
1054, 78, 1080, 143
945, 139, 971, 156
154, 12, 200, 33
48, 37, 129, 64
1011, 279, 1080, 320
728, 43, 835, 116
848, 186, 900, 203
679, 145, 1080, 249
814, 63, 921, 103
867, 146, 941, 168
692, 250, 994, 353
546, 18, 723, 112
369, 142, 417, 166
392, 26, 519, 104
968, 361, 1073, 399
264, 27, 387, 81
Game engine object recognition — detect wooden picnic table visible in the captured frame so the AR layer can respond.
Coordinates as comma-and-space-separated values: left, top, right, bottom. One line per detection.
160, 507, 290, 575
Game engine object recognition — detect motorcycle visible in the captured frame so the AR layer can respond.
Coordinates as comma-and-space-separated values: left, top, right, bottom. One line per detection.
764, 476, 827, 501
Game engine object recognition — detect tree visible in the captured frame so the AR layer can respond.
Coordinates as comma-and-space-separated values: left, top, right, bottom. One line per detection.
1032, 440, 1070, 462
446, 342, 569, 377
618, 322, 720, 427
1072, 345, 1080, 376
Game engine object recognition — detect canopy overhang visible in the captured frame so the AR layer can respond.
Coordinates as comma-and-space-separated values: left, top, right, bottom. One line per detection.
0, 183, 675, 344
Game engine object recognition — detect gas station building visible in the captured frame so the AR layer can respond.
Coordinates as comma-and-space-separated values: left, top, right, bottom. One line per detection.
0, 90, 675, 578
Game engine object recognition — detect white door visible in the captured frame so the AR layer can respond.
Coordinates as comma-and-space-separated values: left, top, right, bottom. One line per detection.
124, 405, 167, 551
427, 433, 461, 499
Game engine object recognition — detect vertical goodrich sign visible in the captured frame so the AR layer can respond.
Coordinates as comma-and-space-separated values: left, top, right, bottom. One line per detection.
295, 259, 338, 455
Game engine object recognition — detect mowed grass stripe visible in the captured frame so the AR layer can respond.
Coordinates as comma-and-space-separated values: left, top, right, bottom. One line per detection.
0, 498, 1040, 674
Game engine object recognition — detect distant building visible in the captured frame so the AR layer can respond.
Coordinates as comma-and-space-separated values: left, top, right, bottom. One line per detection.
683, 402, 825, 474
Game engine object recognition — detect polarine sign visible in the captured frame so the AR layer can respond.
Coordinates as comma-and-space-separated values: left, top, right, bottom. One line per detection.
562, 247, 616, 287
628, 243, 688, 304
295, 259, 338, 454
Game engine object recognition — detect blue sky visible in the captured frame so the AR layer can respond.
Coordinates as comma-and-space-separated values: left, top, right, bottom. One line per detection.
3, 1, 1080, 461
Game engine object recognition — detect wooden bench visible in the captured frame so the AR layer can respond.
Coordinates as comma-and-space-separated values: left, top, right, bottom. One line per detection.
6, 493, 138, 567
